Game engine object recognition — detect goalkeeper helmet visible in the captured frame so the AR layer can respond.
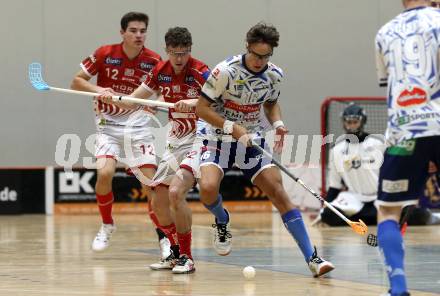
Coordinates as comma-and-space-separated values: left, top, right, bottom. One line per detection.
341, 102, 367, 136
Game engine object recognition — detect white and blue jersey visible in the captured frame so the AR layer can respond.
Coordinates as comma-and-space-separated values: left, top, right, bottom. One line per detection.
195, 119, 208, 139
201, 54, 283, 140
375, 6, 440, 145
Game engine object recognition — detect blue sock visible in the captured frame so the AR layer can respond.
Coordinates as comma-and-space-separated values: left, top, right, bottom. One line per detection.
378, 220, 408, 295
282, 209, 314, 262
204, 194, 229, 224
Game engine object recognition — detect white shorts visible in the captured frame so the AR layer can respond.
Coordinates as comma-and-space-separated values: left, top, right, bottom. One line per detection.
95, 125, 157, 169
153, 140, 206, 186
179, 140, 206, 180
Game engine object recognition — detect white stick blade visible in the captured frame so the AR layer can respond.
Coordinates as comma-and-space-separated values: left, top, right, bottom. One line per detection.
29, 63, 50, 91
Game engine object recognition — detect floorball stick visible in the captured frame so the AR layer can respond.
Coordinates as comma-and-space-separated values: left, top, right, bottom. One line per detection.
28, 63, 173, 109
251, 140, 368, 235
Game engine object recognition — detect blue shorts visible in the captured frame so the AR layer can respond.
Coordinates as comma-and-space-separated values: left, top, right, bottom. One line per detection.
377, 136, 440, 206
199, 138, 275, 182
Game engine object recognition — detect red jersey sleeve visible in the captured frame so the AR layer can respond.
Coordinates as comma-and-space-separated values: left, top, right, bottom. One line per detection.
80, 46, 106, 77
198, 64, 210, 84
192, 61, 210, 88
141, 66, 159, 92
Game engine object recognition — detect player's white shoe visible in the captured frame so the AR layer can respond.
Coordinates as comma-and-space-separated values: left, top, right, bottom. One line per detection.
212, 209, 232, 256
159, 236, 172, 260
149, 252, 177, 270
172, 255, 195, 274
308, 247, 334, 277
92, 223, 116, 252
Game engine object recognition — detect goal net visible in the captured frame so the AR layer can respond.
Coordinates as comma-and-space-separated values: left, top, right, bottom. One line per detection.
320, 97, 387, 195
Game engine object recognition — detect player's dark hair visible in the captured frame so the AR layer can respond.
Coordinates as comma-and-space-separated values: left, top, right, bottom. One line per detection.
165, 27, 193, 48
120, 12, 149, 31
246, 22, 279, 48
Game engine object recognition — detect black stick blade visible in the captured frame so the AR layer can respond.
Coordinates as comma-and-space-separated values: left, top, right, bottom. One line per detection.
366, 233, 378, 247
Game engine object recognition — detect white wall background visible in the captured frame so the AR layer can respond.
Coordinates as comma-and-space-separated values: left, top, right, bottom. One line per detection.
0, 0, 402, 166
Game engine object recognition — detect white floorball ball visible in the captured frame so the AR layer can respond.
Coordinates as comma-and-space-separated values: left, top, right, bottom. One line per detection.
243, 266, 256, 279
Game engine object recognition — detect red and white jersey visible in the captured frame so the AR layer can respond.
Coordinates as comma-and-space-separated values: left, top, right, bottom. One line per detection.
201, 54, 283, 141
141, 57, 210, 146
80, 43, 161, 127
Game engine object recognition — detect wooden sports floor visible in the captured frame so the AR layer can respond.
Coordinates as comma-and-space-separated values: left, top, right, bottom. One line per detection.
0, 212, 439, 296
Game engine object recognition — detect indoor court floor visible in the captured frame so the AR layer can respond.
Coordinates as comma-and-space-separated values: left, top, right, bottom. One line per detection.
0, 212, 439, 296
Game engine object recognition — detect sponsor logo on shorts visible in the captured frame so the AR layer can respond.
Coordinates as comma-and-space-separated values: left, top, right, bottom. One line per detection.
387, 140, 416, 156
382, 179, 409, 193
397, 86, 427, 107
104, 57, 122, 66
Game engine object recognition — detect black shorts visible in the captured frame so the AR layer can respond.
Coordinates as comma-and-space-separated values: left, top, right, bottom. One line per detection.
377, 136, 440, 206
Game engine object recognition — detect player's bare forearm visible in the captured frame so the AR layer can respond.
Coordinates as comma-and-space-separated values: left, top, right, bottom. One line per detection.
123, 84, 157, 109
263, 101, 282, 124
195, 96, 226, 128
71, 70, 101, 93
184, 99, 199, 107
70, 70, 134, 109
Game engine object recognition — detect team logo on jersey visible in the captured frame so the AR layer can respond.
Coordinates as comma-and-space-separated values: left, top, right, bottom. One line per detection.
343, 156, 364, 170
158, 74, 172, 83
104, 57, 122, 66
234, 84, 244, 93
187, 88, 199, 98
124, 68, 134, 77
173, 85, 180, 93
139, 62, 153, 70
185, 76, 195, 83
397, 86, 427, 107
212, 68, 220, 79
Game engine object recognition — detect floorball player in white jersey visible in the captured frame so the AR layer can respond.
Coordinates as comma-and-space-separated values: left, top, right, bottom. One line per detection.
195, 22, 334, 277
375, 1, 440, 295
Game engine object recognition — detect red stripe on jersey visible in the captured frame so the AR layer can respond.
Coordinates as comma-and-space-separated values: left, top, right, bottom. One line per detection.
108, 103, 114, 114
81, 56, 98, 76
224, 100, 260, 113
171, 118, 196, 139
